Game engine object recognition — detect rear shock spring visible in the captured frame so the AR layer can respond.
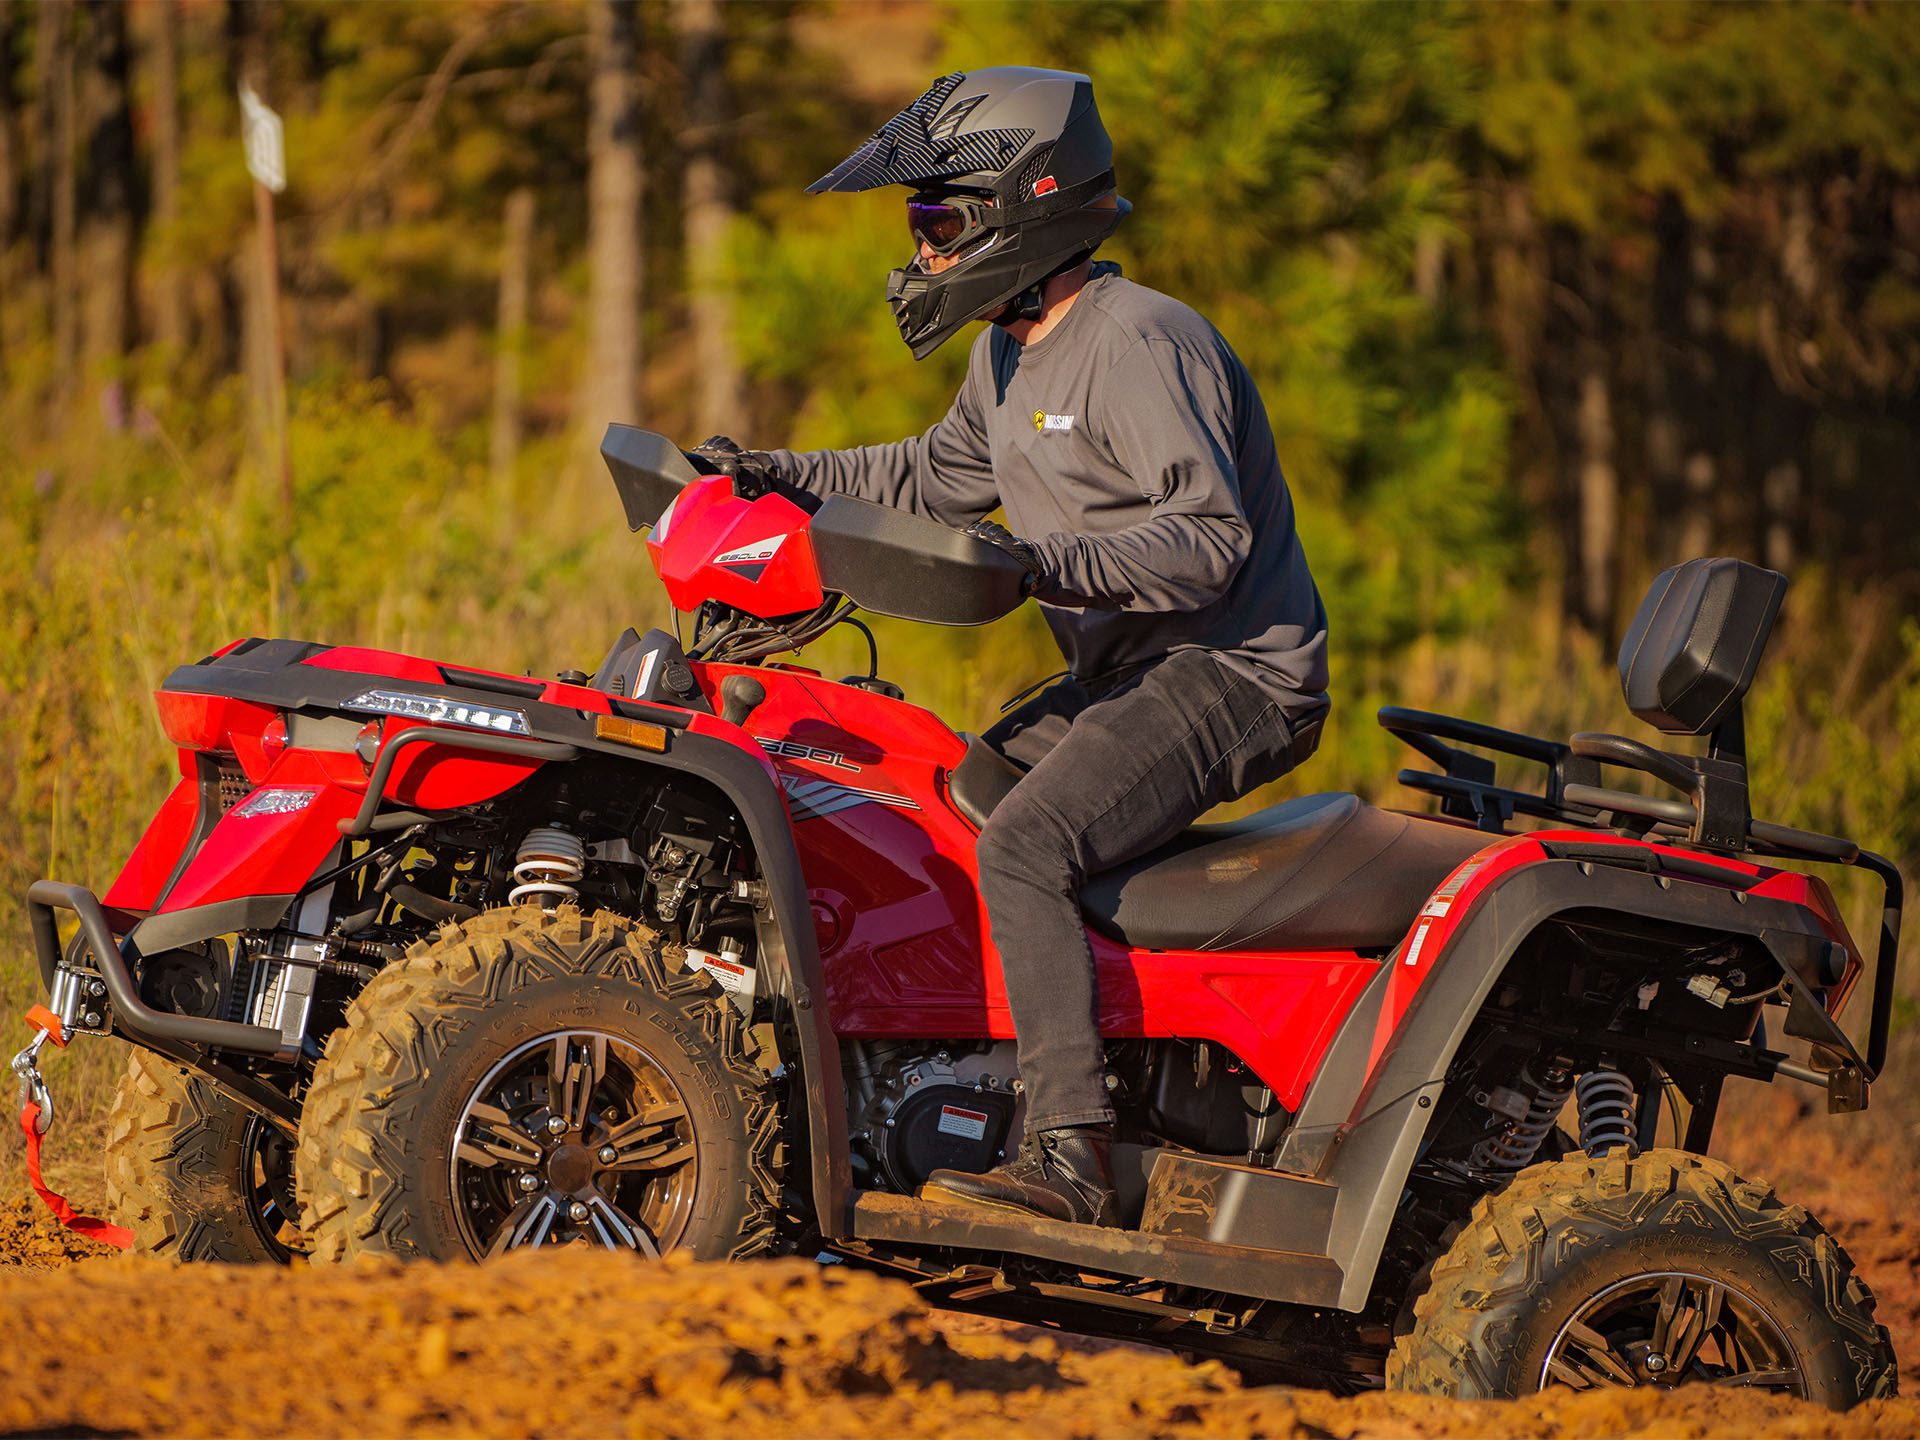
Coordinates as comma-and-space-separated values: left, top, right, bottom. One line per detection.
510, 827, 585, 907
1470, 1061, 1573, 1172
1575, 1067, 1640, 1158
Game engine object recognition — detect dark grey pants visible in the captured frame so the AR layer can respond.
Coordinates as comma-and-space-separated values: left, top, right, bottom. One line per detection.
976, 650, 1325, 1134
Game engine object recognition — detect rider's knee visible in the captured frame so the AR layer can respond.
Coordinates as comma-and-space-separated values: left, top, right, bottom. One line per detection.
974, 792, 1072, 885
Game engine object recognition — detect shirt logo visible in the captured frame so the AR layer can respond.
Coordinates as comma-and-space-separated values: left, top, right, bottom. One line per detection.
1033, 411, 1075, 434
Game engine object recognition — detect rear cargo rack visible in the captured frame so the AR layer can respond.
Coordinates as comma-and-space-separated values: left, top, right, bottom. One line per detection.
1381, 704, 1903, 1084
1378, 707, 1602, 833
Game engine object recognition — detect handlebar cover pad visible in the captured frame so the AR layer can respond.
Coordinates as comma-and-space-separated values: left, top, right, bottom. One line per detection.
810, 496, 1028, 626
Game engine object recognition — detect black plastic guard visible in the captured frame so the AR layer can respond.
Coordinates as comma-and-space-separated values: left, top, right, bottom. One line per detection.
561, 725, 850, 1236
1281, 855, 1865, 1312
602, 424, 701, 531
810, 496, 1028, 626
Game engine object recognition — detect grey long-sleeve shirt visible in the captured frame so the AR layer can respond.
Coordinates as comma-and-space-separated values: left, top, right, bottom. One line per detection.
770, 265, 1330, 713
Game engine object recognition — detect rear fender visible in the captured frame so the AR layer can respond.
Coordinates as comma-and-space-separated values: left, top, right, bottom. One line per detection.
128, 774, 362, 954
1275, 837, 1862, 1312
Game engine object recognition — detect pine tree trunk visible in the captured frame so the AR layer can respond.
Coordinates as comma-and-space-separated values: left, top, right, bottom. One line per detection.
148, 0, 185, 354
674, 0, 742, 436
490, 185, 534, 518
80, 0, 134, 378
0, 0, 18, 256
49, 0, 77, 410
1679, 235, 1721, 561
27, 0, 53, 267
580, 0, 642, 446
1762, 460, 1799, 574
1576, 349, 1618, 639
230, 0, 280, 493
0, 0, 17, 385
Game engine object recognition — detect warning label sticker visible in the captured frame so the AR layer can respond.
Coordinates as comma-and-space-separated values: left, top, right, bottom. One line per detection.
684, 948, 757, 1012
936, 1105, 989, 1141
1417, 855, 1493, 920
1402, 918, 1434, 968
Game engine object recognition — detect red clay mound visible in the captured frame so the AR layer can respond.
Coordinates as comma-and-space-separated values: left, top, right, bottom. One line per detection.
1, 1243, 1916, 1439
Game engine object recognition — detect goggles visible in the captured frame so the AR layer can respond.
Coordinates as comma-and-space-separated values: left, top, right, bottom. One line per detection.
906, 194, 997, 258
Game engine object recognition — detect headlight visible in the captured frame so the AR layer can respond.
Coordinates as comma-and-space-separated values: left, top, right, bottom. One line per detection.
345, 689, 531, 736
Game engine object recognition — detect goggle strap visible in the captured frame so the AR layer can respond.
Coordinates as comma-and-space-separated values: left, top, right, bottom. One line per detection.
991, 169, 1118, 227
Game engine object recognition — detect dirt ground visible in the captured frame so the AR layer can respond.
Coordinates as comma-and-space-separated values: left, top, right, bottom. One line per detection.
0, 1091, 1914, 1439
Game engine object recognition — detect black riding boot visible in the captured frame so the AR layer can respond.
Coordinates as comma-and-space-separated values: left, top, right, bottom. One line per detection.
921, 1124, 1119, 1227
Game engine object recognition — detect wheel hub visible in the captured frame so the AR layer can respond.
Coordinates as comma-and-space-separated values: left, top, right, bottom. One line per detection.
545, 1142, 595, 1194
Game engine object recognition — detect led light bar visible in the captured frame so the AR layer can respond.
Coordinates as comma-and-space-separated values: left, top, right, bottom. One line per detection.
232, 786, 318, 819
345, 689, 531, 736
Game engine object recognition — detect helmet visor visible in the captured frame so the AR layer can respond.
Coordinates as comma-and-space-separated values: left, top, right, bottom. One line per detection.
907, 195, 995, 258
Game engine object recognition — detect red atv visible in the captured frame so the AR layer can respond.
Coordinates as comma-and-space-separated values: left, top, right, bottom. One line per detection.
16, 426, 1901, 1404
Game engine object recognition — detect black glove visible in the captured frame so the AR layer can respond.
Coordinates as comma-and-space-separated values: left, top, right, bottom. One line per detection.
964, 519, 1047, 598
691, 435, 787, 499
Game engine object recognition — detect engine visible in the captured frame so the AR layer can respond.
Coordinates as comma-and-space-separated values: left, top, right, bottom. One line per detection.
845, 1041, 1024, 1193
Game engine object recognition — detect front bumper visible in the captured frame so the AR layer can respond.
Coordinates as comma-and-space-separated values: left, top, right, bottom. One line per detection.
27, 880, 289, 1056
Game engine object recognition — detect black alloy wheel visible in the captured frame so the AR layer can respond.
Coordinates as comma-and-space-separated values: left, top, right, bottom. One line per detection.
1540, 1270, 1803, 1394
450, 1029, 699, 1257
244, 1115, 302, 1259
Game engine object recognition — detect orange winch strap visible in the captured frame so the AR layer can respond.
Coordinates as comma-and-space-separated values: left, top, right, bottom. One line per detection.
19, 1102, 132, 1250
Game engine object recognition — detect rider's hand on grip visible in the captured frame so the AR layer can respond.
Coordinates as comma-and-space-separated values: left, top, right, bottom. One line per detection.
963, 519, 1047, 598
691, 435, 784, 499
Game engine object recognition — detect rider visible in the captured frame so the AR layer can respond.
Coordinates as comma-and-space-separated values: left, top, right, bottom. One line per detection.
697, 67, 1330, 1228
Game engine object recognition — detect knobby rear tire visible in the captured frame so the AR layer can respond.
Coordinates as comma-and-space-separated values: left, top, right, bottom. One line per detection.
1387, 1148, 1896, 1408
296, 905, 782, 1264
104, 1047, 297, 1263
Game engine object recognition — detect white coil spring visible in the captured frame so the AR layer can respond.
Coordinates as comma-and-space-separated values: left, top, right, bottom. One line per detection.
1576, 1068, 1640, 1157
510, 826, 585, 906
1470, 1062, 1574, 1171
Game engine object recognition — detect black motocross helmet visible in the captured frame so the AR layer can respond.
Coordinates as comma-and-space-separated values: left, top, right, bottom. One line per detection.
809, 67, 1130, 359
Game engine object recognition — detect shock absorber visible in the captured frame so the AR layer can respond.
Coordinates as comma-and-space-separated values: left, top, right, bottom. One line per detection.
1470, 1061, 1574, 1171
510, 826, 586, 906
1575, 1066, 1640, 1157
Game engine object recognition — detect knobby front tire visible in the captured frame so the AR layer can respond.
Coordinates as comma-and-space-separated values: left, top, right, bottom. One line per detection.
296, 905, 781, 1264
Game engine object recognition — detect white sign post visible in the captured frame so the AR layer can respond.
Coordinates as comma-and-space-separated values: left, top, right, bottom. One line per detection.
239, 83, 293, 516
238, 84, 286, 194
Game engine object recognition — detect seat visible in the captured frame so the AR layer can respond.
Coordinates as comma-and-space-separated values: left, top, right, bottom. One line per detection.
948, 736, 1489, 953
948, 733, 1027, 828
1081, 792, 1489, 953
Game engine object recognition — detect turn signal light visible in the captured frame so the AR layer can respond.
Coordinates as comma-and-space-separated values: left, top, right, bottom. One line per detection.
260, 714, 290, 764
354, 720, 383, 771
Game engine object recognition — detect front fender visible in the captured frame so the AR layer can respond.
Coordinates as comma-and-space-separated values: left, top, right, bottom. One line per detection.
553, 717, 850, 1239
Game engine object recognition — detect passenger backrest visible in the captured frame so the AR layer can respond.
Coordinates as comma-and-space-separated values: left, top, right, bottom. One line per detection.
1618, 556, 1787, 736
